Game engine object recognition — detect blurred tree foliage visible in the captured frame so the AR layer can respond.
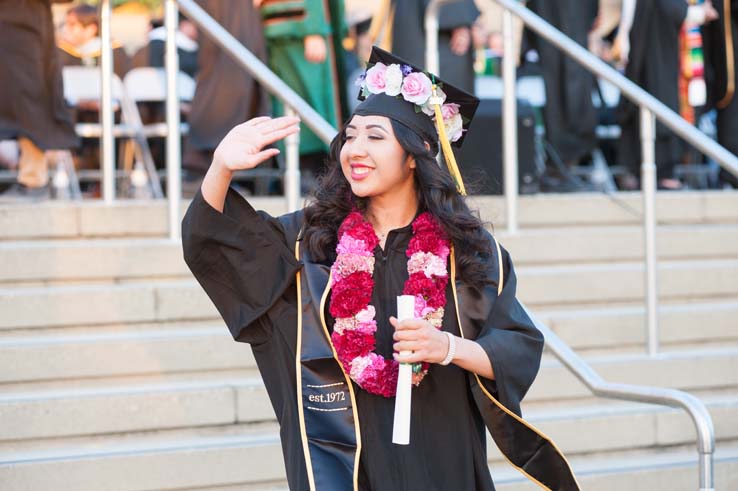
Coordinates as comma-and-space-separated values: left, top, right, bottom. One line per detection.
82, 0, 162, 11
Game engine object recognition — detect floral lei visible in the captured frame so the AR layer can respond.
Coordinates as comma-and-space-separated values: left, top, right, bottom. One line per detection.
329, 210, 451, 398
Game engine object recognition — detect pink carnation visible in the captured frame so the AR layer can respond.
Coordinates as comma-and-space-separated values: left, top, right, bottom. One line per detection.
413, 294, 436, 318
337, 234, 374, 257
401, 72, 432, 105
330, 271, 372, 318
364, 63, 388, 94
356, 306, 376, 323
332, 253, 374, 278
407, 251, 448, 278
332, 329, 375, 362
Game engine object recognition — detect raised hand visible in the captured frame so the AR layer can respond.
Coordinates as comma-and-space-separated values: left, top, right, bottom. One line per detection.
213, 116, 301, 173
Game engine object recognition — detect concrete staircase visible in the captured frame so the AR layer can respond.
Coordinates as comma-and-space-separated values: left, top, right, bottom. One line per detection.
1, 191, 737, 491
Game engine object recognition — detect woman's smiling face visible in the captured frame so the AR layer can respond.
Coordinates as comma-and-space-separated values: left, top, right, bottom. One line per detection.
339, 115, 415, 199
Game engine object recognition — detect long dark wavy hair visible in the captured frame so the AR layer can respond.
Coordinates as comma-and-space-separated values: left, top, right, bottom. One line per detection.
302, 119, 494, 290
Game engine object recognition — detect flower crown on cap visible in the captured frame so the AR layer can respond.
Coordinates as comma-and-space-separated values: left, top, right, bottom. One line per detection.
356, 62, 467, 144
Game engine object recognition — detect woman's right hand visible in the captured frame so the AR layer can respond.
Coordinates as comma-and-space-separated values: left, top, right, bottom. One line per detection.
212, 116, 301, 173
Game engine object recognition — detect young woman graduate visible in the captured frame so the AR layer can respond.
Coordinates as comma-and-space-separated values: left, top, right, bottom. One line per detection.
182, 47, 579, 491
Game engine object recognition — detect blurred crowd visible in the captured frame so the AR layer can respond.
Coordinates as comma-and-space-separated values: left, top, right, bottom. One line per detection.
0, 0, 736, 202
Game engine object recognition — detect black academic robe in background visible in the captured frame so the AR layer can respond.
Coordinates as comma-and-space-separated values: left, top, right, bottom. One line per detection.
390, 0, 480, 93
181, 187, 580, 491
0, 0, 78, 150
617, 0, 688, 180
702, 0, 738, 186
527, 0, 599, 164
183, 0, 269, 173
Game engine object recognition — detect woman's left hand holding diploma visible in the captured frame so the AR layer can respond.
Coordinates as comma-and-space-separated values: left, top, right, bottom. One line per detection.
390, 317, 450, 365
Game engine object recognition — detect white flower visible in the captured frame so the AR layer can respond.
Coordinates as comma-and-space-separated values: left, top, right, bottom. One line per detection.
444, 112, 464, 142
384, 64, 404, 97
421, 87, 446, 116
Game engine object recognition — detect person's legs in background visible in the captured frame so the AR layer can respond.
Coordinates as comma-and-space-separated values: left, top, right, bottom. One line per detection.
0, 137, 51, 201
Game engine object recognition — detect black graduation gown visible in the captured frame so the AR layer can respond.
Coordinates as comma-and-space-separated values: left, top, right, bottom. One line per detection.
702, 0, 738, 186
181, 187, 580, 491
617, 0, 688, 180
390, 0, 480, 94
527, 0, 599, 164
183, 0, 269, 172
0, 0, 78, 150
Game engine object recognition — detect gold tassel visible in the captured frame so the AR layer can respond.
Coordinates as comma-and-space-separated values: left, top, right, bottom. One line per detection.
431, 84, 467, 195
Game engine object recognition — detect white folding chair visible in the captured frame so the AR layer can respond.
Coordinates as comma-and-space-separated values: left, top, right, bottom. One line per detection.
123, 67, 195, 138
62, 66, 163, 198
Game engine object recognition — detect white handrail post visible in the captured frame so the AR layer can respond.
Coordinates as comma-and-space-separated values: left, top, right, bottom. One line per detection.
503, 8, 519, 234
424, 1, 441, 74
100, 0, 115, 203
165, 0, 182, 241
640, 107, 659, 356
284, 106, 301, 212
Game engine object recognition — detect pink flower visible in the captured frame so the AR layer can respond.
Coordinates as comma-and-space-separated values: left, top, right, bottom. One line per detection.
441, 103, 460, 121
364, 62, 388, 94
330, 271, 372, 318
333, 317, 357, 335
336, 234, 374, 257
355, 306, 376, 323
407, 251, 448, 278
332, 253, 374, 278
401, 72, 432, 105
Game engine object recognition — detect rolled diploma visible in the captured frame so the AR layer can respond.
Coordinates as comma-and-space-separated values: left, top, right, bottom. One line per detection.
392, 294, 415, 445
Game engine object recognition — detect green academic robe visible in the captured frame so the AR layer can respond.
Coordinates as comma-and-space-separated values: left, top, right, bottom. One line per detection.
260, 0, 347, 155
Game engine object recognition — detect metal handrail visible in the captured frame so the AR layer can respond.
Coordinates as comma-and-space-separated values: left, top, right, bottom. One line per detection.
162, 0, 339, 239
492, 0, 738, 357
176, 0, 338, 212
493, 0, 738, 175
523, 303, 716, 491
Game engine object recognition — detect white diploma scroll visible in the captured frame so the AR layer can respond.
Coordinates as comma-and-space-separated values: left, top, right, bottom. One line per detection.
392, 295, 415, 445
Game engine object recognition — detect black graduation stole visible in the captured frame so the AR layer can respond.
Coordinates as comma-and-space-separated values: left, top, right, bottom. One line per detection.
295, 241, 580, 490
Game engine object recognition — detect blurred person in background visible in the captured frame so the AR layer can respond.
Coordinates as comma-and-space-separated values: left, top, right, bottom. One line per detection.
0, 0, 78, 202
131, 13, 199, 78
614, 0, 718, 190
57, 3, 131, 79
181, 0, 269, 196
702, 0, 738, 188
526, 0, 600, 191
388, 0, 480, 94
258, 0, 348, 191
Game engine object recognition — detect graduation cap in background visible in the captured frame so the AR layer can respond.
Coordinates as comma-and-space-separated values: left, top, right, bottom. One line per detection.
352, 46, 480, 195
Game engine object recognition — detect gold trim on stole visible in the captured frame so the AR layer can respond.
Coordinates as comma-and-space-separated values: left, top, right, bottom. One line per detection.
295, 241, 362, 490
318, 271, 362, 490
294, 241, 317, 490
449, 245, 581, 491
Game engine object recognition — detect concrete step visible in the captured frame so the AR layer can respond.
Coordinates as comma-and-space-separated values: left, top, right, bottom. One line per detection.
499, 223, 738, 265
2, 348, 737, 445
0, 377, 273, 442
517, 258, 738, 307
1, 421, 736, 491
2, 258, 737, 328
0, 280, 217, 330
493, 441, 738, 491
1, 224, 737, 285
1, 191, 736, 241
0, 323, 254, 384
536, 298, 738, 350
528, 346, 738, 402
2, 296, 736, 385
